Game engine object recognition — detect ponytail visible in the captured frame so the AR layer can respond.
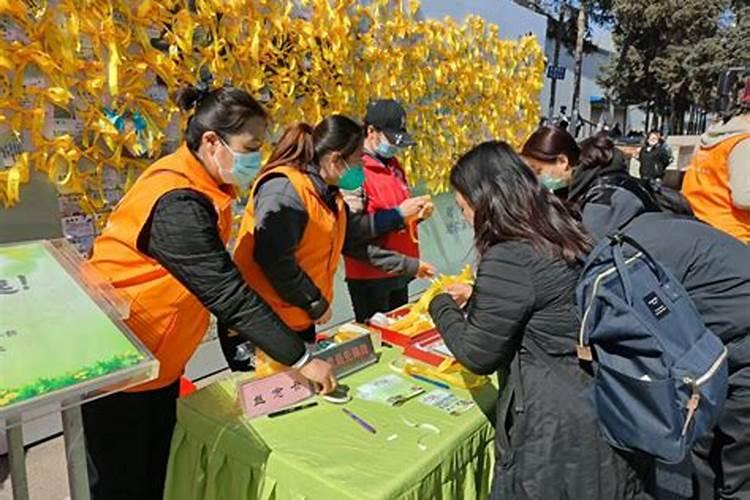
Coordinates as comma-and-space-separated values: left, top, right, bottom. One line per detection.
578, 133, 615, 171
264, 115, 364, 174
263, 123, 315, 173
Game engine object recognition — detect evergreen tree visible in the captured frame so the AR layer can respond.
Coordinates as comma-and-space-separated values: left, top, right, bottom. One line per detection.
601, 0, 747, 133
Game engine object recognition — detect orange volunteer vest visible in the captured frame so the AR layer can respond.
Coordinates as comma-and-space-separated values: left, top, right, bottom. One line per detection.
89, 144, 234, 392
234, 166, 347, 331
682, 133, 750, 243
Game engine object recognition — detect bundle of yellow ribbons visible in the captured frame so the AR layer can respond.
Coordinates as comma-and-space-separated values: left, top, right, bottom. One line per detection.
387, 264, 474, 335
0, 0, 543, 212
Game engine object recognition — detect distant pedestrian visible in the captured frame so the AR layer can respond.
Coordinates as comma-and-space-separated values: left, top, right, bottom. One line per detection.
609, 122, 622, 138
638, 129, 673, 181
558, 105, 570, 130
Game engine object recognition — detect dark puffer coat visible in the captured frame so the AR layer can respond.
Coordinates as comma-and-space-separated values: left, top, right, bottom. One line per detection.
429, 241, 653, 500
576, 174, 750, 499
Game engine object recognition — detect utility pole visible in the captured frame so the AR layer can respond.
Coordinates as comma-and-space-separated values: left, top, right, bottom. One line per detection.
570, 4, 586, 136
548, 2, 566, 117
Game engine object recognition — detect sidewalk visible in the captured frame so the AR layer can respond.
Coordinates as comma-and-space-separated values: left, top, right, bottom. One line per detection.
0, 436, 70, 500
0, 370, 230, 500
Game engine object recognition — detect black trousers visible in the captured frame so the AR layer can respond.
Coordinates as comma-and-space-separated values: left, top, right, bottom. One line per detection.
692, 367, 750, 499
347, 278, 410, 324
82, 381, 180, 500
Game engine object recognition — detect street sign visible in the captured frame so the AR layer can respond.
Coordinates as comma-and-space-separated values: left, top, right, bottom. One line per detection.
547, 65, 566, 80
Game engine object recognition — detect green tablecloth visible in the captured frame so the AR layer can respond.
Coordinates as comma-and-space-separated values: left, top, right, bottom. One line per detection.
164, 348, 497, 500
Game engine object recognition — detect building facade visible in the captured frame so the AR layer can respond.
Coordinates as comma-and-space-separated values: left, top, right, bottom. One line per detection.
419, 0, 647, 137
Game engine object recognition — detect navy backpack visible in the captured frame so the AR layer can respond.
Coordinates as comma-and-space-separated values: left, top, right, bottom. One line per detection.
576, 233, 728, 463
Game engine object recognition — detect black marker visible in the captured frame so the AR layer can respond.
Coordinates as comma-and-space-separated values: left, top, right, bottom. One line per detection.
268, 401, 318, 418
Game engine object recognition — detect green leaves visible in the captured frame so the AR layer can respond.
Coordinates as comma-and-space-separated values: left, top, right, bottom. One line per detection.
601, 0, 747, 118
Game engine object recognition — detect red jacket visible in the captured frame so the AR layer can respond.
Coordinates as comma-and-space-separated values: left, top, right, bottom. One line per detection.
344, 152, 420, 280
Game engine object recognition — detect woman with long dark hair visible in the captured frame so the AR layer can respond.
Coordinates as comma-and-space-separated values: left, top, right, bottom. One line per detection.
221, 116, 433, 367
428, 141, 652, 499
573, 135, 750, 500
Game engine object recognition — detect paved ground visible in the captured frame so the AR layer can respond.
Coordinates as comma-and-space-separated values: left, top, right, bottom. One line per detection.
0, 370, 230, 500
0, 436, 70, 500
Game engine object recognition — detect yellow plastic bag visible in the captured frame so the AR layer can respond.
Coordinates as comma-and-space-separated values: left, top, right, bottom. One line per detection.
390, 356, 489, 390
387, 265, 474, 335
255, 348, 287, 377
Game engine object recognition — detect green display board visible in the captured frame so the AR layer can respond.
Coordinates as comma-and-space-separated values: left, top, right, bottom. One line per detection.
0, 241, 149, 410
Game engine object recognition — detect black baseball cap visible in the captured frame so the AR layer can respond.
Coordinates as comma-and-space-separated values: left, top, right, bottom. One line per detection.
364, 99, 416, 147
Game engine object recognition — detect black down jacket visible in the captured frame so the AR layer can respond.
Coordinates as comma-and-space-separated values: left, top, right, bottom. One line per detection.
429, 241, 653, 500
577, 174, 750, 499
578, 176, 750, 369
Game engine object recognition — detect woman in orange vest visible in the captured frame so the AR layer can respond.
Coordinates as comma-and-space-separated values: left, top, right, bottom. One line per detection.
682, 79, 750, 242
225, 115, 434, 359
83, 84, 336, 500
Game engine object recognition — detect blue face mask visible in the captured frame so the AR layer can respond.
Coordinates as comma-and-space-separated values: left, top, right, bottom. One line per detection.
216, 139, 262, 192
338, 161, 365, 190
539, 174, 568, 192
375, 137, 400, 159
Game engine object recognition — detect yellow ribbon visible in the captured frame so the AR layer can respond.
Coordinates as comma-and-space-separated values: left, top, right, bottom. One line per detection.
0, 152, 27, 208
107, 40, 120, 98
0, 0, 544, 216
46, 136, 81, 193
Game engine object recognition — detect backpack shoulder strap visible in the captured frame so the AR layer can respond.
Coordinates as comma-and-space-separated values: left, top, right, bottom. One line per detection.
581, 233, 666, 286
580, 236, 615, 277
609, 233, 668, 285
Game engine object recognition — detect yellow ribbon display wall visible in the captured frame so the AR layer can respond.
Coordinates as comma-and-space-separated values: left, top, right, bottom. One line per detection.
0, 0, 544, 216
